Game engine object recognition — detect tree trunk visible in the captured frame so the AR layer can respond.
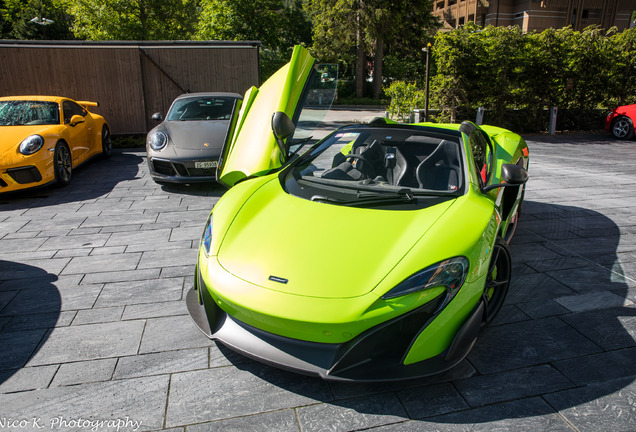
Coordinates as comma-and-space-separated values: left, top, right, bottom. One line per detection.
373, 35, 384, 99
356, 10, 365, 98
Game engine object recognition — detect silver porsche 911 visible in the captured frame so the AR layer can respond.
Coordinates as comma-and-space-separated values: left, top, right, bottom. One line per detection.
145, 92, 242, 184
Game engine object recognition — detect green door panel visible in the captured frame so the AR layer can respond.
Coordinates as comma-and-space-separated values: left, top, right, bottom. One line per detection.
218, 45, 316, 187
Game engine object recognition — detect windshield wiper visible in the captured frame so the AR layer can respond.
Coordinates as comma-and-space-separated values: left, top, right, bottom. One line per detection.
311, 188, 416, 207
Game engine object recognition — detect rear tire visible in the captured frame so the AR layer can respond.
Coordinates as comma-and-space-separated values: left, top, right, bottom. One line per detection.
611, 116, 634, 140
54, 142, 72, 187
102, 125, 112, 158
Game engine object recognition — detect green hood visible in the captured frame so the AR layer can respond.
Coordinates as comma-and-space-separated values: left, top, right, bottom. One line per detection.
217, 179, 455, 299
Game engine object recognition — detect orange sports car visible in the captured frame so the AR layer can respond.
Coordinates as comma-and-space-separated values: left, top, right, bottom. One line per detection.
0, 95, 111, 193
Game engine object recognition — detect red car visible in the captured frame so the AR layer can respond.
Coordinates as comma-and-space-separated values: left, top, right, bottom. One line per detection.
605, 104, 635, 140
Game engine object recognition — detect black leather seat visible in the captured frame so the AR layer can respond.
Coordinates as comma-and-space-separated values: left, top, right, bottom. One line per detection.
415, 140, 461, 191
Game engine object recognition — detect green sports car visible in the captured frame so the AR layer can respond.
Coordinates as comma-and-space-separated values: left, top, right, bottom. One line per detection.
186, 46, 529, 381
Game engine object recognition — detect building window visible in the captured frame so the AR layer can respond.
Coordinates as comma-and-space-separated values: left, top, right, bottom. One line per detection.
459, 17, 465, 26
468, 14, 474, 22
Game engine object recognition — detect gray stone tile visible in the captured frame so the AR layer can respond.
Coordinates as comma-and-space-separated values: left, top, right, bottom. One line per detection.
1, 284, 102, 315
398, 382, 468, 418
467, 317, 602, 374
53, 248, 92, 258
161, 265, 195, 278
0, 365, 58, 393
126, 240, 192, 253
166, 365, 332, 427
3, 311, 75, 331
38, 233, 111, 251
137, 248, 198, 269
555, 291, 632, 312
28, 321, 145, 366
51, 358, 117, 387
297, 393, 408, 432
96, 278, 183, 308
90, 245, 128, 255
113, 348, 208, 379
559, 306, 636, 350
543, 378, 636, 432
506, 273, 574, 304
552, 347, 636, 385
170, 226, 203, 242
105, 228, 172, 247
0, 375, 169, 431
0, 237, 46, 252
122, 301, 187, 320
139, 315, 211, 354
61, 253, 142, 275
368, 398, 572, 431
81, 213, 157, 228
22, 216, 87, 232
454, 365, 574, 407
186, 410, 298, 432
72, 306, 124, 325
0, 258, 70, 278
0, 329, 47, 369
516, 299, 570, 319
82, 268, 161, 285
547, 266, 631, 293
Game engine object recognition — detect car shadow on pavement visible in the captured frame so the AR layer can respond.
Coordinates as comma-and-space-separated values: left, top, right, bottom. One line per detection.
0, 261, 61, 387
0, 150, 143, 208
223, 200, 636, 426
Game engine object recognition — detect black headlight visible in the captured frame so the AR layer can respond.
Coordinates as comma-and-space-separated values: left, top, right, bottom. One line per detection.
382, 257, 469, 302
200, 215, 213, 256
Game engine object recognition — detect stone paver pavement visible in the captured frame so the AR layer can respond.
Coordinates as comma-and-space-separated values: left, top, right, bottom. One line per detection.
1, 132, 636, 431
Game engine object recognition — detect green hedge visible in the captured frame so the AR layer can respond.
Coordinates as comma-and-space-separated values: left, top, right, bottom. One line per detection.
385, 24, 635, 133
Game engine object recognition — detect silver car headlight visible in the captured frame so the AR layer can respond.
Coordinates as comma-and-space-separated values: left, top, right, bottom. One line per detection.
149, 131, 168, 151
19, 135, 44, 155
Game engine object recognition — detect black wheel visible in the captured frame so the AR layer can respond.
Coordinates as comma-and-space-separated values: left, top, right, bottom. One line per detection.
610, 116, 634, 140
54, 142, 72, 187
101, 124, 112, 158
482, 238, 511, 325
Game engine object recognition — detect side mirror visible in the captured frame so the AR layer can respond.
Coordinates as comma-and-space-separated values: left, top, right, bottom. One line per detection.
500, 163, 528, 184
151, 112, 163, 121
69, 115, 85, 126
482, 164, 528, 193
271, 111, 295, 163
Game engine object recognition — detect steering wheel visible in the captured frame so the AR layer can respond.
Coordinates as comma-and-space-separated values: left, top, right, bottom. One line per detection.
344, 153, 376, 178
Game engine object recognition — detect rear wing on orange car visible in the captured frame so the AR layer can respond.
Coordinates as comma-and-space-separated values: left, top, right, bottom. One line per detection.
77, 101, 99, 111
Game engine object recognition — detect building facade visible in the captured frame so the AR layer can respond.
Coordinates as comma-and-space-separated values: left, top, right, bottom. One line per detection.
433, 0, 636, 32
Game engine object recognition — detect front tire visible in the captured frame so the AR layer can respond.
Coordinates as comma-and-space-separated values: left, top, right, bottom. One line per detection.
482, 238, 511, 325
101, 125, 112, 158
54, 142, 72, 187
611, 116, 634, 140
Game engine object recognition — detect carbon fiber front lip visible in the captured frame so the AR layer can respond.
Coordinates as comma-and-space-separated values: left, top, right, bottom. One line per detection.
187, 267, 481, 382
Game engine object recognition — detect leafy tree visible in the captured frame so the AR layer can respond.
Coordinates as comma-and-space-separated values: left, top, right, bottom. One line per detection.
67, 0, 198, 40
197, 0, 312, 80
308, 0, 439, 99
1, 0, 74, 39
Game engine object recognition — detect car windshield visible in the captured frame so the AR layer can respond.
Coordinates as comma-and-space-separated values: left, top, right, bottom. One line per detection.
166, 96, 235, 121
284, 125, 465, 207
0, 100, 60, 126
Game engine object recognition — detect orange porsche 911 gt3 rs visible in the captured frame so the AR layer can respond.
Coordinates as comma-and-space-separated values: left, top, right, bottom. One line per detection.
0, 95, 111, 193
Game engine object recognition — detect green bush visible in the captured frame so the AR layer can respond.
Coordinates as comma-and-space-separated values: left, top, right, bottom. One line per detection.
385, 25, 635, 133
385, 81, 426, 122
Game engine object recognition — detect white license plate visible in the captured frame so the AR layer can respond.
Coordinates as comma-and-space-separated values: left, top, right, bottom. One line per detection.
195, 161, 218, 169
